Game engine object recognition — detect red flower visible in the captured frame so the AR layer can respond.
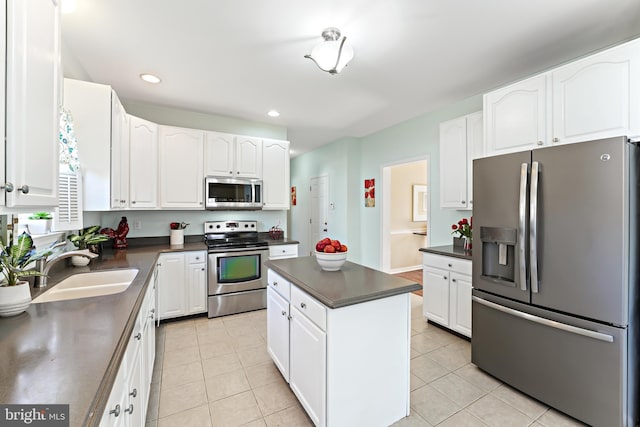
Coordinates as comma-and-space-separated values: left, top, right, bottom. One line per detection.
451, 224, 458, 230
461, 218, 468, 225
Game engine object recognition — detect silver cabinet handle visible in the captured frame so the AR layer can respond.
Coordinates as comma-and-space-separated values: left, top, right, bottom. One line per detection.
537, 140, 544, 146
229, 171, 233, 174
553, 137, 559, 142
124, 404, 134, 414
447, 263, 452, 267
201, 268, 205, 271
461, 200, 466, 204
109, 405, 121, 417
472, 296, 614, 342
518, 163, 529, 291
131, 200, 136, 204
300, 302, 306, 309
281, 310, 286, 316
273, 282, 278, 286
129, 388, 137, 398
1, 182, 14, 192
17, 185, 29, 194
287, 315, 292, 320
530, 161, 540, 293
135, 332, 142, 340
451, 278, 457, 283
443, 276, 447, 280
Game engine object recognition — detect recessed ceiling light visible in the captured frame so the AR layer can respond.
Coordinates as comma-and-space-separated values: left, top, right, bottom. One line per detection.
140, 73, 162, 84
267, 110, 280, 117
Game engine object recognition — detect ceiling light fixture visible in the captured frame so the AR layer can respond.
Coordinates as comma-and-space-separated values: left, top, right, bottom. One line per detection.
267, 110, 280, 117
304, 27, 354, 75
140, 73, 162, 84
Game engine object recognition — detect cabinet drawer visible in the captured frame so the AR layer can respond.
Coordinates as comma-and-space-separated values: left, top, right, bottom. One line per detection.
186, 251, 206, 264
291, 285, 326, 331
422, 253, 472, 275
268, 269, 291, 301
269, 244, 298, 259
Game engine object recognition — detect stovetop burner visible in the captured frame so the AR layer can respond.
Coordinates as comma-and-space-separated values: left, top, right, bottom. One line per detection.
204, 220, 269, 251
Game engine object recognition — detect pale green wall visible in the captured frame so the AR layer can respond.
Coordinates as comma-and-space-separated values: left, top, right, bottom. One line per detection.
291, 94, 482, 269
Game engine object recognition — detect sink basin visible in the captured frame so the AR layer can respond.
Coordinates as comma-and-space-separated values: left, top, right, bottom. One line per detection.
32, 268, 139, 304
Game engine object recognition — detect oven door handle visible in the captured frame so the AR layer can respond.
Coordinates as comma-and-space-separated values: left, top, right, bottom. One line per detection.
208, 246, 269, 253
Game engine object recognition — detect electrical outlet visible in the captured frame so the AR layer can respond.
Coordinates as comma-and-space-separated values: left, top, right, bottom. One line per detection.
133, 220, 142, 230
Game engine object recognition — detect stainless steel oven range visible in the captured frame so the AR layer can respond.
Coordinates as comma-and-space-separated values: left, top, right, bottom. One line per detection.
204, 220, 269, 318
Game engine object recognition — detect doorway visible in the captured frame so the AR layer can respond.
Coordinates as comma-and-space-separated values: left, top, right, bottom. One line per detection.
381, 158, 429, 273
308, 175, 329, 256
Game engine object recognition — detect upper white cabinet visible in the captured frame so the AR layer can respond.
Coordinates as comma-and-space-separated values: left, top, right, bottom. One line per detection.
63, 79, 128, 210
4, 0, 60, 208
551, 39, 640, 145
159, 126, 204, 209
262, 139, 290, 210
484, 74, 548, 155
439, 111, 483, 210
485, 37, 640, 155
129, 115, 158, 209
205, 132, 262, 178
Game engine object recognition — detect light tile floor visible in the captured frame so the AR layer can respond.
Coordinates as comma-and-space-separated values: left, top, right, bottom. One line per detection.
146, 295, 587, 427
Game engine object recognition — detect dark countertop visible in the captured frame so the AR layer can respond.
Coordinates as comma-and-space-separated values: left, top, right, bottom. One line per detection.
419, 245, 473, 260
257, 234, 299, 246
265, 256, 421, 309
0, 242, 207, 427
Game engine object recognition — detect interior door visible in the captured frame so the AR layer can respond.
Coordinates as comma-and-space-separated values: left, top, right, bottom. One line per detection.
472, 150, 531, 303
531, 136, 628, 326
309, 175, 329, 255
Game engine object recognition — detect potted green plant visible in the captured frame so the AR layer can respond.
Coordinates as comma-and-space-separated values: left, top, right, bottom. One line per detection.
0, 233, 52, 317
67, 226, 111, 266
27, 212, 53, 235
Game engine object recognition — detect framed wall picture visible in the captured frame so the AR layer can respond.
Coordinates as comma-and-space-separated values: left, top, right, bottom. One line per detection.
291, 186, 297, 206
412, 184, 427, 221
365, 179, 375, 207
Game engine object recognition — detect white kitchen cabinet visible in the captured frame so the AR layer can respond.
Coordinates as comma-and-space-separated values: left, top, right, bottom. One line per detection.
484, 38, 640, 156
129, 116, 158, 209
267, 268, 411, 426
159, 126, 204, 209
3, 0, 60, 208
268, 244, 298, 260
484, 74, 549, 156
63, 79, 129, 210
100, 282, 156, 427
157, 251, 207, 320
439, 111, 483, 210
205, 132, 262, 178
262, 139, 290, 209
422, 253, 472, 337
551, 38, 640, 145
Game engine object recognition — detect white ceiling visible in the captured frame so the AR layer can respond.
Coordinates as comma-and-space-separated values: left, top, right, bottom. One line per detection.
61, 0, 640, 157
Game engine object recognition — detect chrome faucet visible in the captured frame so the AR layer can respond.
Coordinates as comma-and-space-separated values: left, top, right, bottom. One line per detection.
34, 248, 99, 288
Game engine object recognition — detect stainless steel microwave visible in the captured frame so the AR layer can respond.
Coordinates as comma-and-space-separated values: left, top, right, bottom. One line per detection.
205, 177, 263, 210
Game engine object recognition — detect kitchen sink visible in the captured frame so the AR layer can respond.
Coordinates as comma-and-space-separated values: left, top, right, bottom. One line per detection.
32, 268, 139, 304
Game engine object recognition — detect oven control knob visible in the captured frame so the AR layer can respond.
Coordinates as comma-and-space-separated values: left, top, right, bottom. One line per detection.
216, 225, 221, 229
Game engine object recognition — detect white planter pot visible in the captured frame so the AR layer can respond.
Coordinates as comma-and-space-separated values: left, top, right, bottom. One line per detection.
27, 219, 52, 235
0, 281, 32, 317
71, 255, 91, 267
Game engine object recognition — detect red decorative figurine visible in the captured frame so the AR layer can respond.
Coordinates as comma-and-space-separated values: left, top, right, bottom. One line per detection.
101, 216, 130, 249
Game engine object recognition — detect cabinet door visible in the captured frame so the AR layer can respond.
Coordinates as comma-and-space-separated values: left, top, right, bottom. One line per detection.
439, 116, 468, 209
466, 111, 484, 209
262, 139, 290, 210
157, 253, 186, 319
129, 116, 158, 208
552, 38, 640, 145
187, 262, 207, 315
422, 266, 450, 327
204, 132, 235, 176
0, 3, 5, 207
267, 287, 290, 381
235, 136, 262, 178
159, 126, 204, 208
111, 91, 129, 209
449, 272, 472, 338
290, 306, 326, 427
5, 0, 60, 207
484, 73, 549, 155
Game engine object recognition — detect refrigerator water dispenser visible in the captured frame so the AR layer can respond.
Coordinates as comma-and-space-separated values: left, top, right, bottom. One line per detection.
480, 227, 517, 286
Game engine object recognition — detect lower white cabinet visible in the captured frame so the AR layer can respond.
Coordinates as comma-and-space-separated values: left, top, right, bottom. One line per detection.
101, 281, 156, 427
267, 269, 411, 427
422, 253, 472, 337
268, 244, 298, 260
157, 251, 207, 320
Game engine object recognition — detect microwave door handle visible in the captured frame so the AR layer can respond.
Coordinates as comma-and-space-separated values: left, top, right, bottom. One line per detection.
518, 162, 529, 291
530, 161, 540, 293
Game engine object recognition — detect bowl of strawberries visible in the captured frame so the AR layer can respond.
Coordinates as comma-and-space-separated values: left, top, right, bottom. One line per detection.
314, 238, 348, 271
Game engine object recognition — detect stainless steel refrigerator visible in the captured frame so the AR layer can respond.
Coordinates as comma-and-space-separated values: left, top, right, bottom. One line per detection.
472, 136, 639, 427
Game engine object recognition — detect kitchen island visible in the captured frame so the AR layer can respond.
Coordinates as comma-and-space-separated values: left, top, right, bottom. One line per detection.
264, 256, 420, 427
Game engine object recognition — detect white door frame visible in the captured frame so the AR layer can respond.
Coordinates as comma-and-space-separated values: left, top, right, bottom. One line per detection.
380, 156, 430, 273
308, 175, 329, 256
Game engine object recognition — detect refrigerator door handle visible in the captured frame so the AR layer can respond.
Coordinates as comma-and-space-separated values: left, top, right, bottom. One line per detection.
529, 161, 540, 293
472, 296, 614, 343
518, 162, 529, 291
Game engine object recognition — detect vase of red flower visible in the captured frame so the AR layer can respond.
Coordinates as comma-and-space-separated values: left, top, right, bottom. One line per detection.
451, 217, 472, 251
